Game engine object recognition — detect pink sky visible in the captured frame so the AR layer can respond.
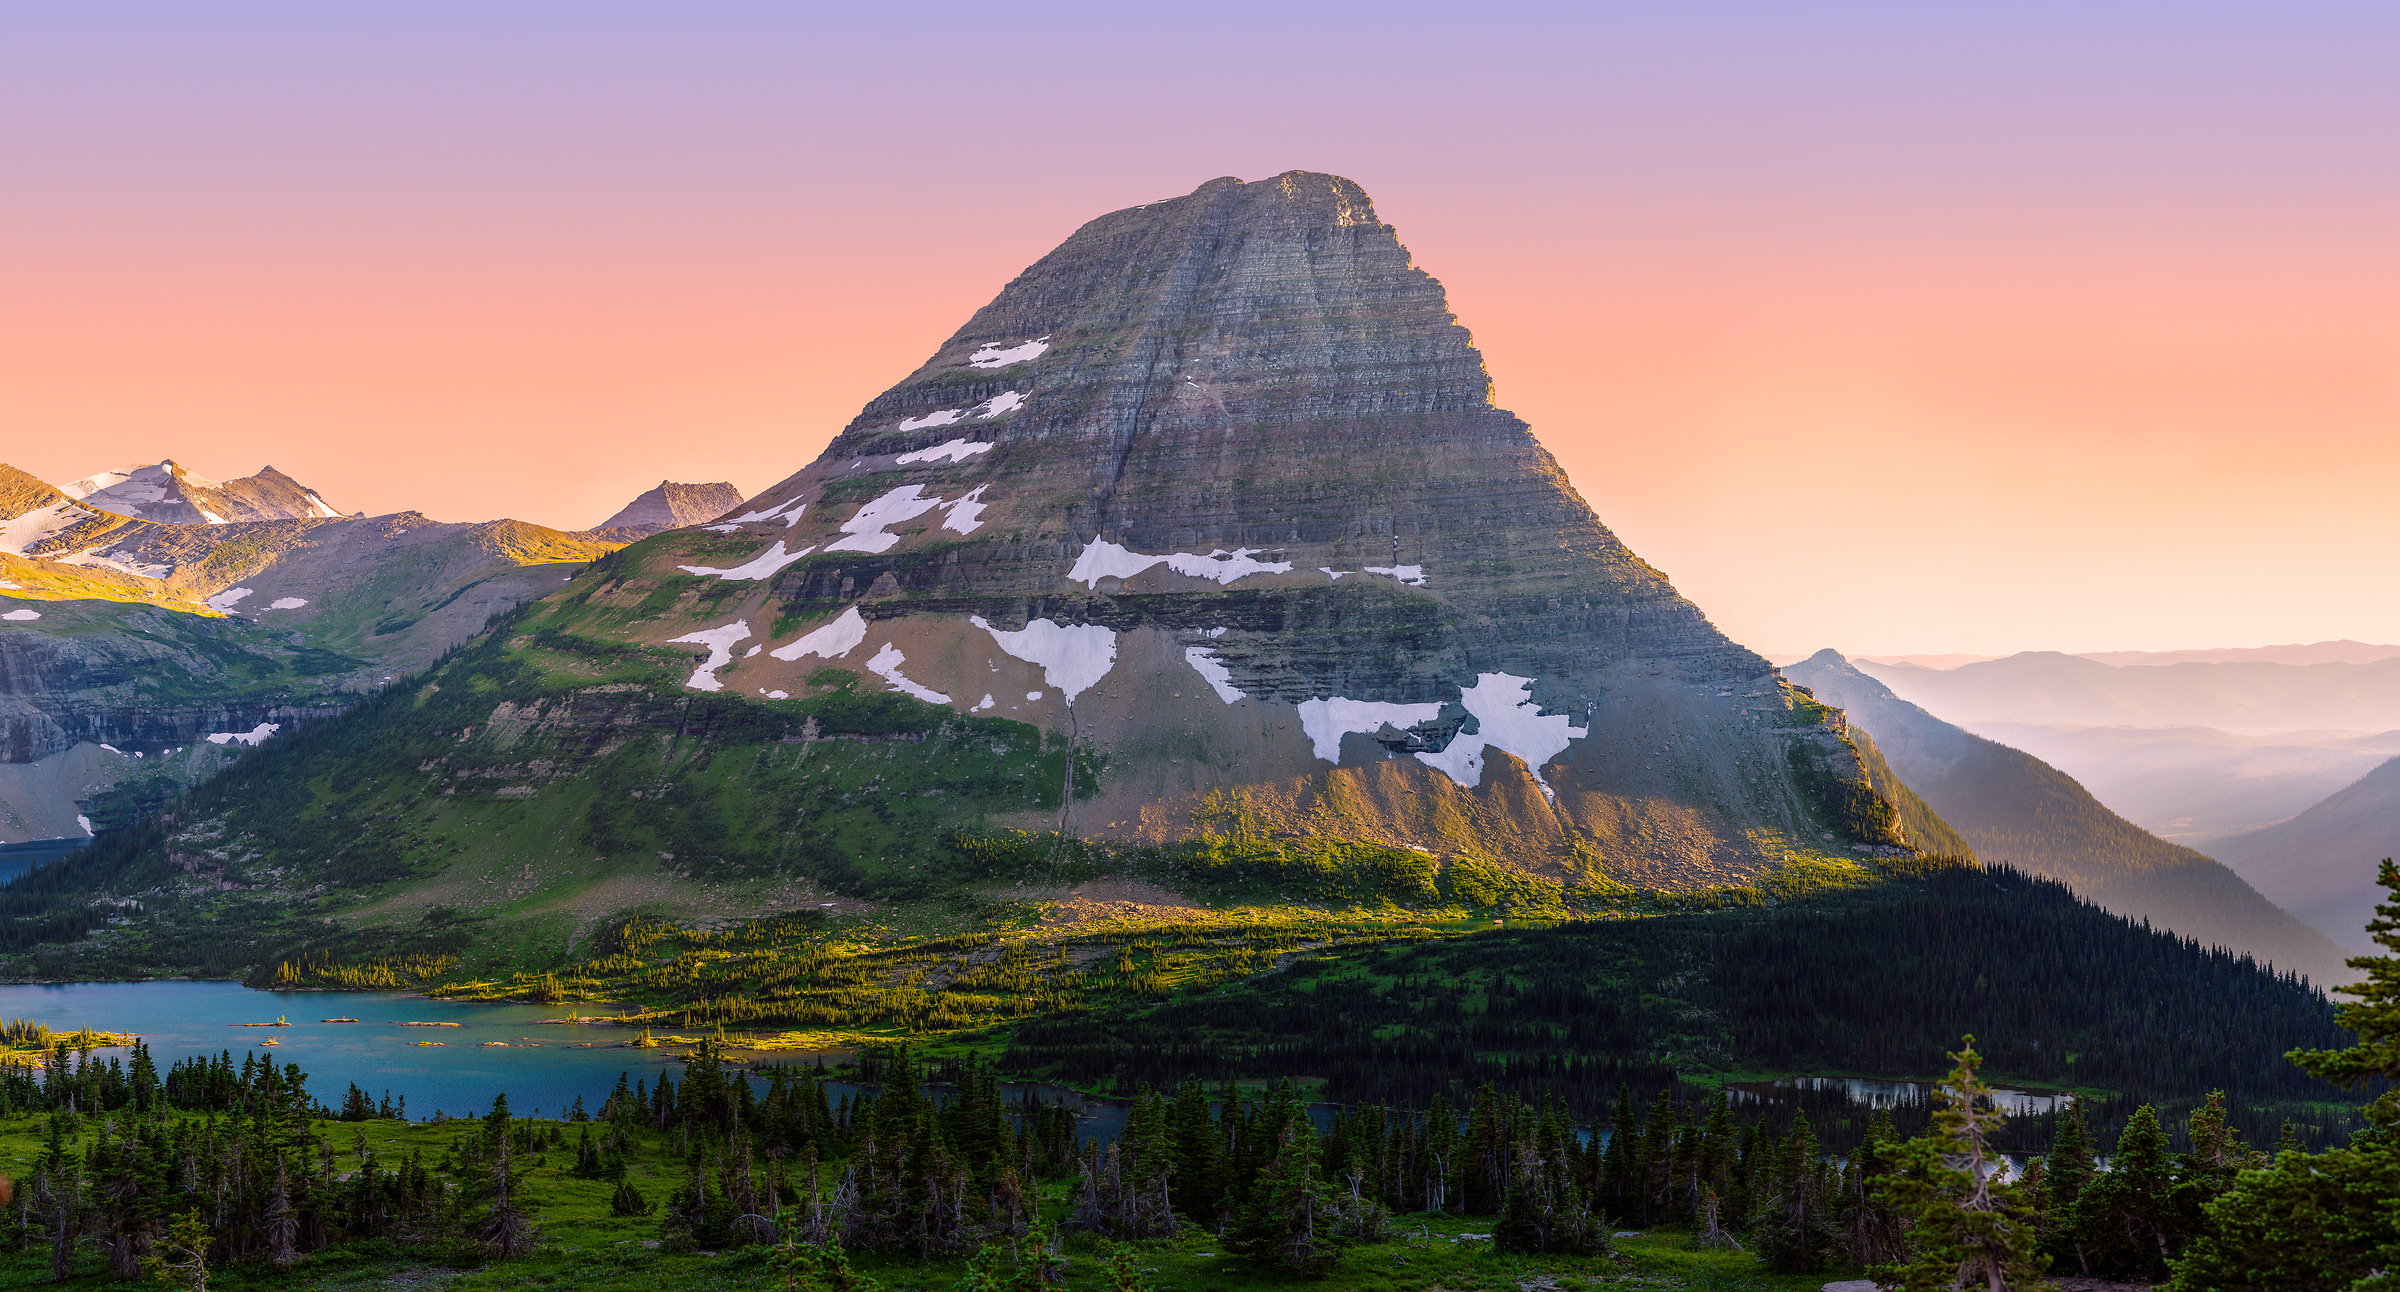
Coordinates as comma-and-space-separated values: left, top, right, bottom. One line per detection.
4, 4, 2396, 657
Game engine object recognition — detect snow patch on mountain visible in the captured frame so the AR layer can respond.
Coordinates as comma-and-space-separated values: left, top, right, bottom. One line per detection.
896, 439, 993, 466
973, 391, 1026, 418
267, 597, 309, 610
667, 619, 752, 692
967, 337, 1050, 369
731, 497, 806, 524
769, 605, 869, 661
206, 588, 255, 612
1413, 672, 1587, 798
896, 409, 966, 433
1365, 565, 1428, 586
827, 486, 945, 554
1067, 541, 1294, 589
206, 722, 280, 746
1, 609, 40, 622
972, 616, 1118, 705
867, 643, 950, 704
0, 501, 95, 556
1183, 648, 1244, 703
678, 540, 815, 581
1296, 698, 1444, 763
941, 485, 991, 534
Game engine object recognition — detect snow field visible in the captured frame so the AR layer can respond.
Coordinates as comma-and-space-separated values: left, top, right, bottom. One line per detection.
1297, 698, 1445, 763
1067, 540, 1294, 589
1182, 648, 1244, 703
665, 619, 752, 692
867, 643, 950, 704
677, 540, 815, 581
966, 338, 1050, 369
1411, 672, 1587, 798
205, 723, 281, 747
894, 439, 992, 465
768, 606, 868, 661
970, 616, 1118, 705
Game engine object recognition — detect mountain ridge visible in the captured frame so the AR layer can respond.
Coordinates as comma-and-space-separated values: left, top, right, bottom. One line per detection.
2206, 755, 2400, 952
0, 473, 726, 843
1784, 648, 2353, 984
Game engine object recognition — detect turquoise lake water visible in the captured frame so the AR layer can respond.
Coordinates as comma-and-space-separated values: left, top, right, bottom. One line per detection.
0, 980, 740, 1121
0, 980, 1144, 1142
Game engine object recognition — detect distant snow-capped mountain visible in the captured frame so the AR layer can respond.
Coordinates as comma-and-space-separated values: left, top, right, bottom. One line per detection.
62, 460, 345, 525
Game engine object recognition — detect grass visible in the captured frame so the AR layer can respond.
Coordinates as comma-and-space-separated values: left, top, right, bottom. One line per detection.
0, 1111, 1847, 1290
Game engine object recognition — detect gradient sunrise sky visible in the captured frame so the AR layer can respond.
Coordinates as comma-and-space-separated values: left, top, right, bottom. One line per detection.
5, 3, 2396, 658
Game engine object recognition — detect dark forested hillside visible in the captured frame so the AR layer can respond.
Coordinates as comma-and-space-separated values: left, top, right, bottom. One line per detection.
1002, 865, 2359, 1153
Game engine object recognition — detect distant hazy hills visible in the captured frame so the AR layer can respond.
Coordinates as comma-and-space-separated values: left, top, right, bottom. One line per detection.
1858, 650, 2400, 734
2205, 757, 2400, 952
1787, 650, 2355, 985
1968, 722, 2400, 847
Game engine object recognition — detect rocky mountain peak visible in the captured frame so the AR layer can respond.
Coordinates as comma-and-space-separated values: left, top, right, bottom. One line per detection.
569, 171, 1906, 885
61, 460, 342, 525
594, 481, 744, 532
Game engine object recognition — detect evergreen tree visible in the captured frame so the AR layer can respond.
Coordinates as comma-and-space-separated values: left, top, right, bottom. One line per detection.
1751, 1111, 1838, 1272
1230, 1134, 1346, 1276
135, 1207, 210, 1291
1871, 1036, 2045, 1291
1838, 1108, 1908, 1268
2068, 1106, 2180, 1280
2167, 858, 2400, 1289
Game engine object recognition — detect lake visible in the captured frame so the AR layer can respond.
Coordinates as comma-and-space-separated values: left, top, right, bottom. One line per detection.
0, 980, 745, 1121
0, 980, 1152, 1141
0, 838, 92, 886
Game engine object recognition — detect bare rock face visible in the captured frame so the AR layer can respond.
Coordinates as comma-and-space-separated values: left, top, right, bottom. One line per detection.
593, 481, 744, 532
581, 172, 1905, 886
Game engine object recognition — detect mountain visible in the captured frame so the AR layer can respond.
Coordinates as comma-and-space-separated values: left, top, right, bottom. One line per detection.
2077, 640, 2400, 668
2206, 756, 2400, 952
1859, 651, 2400, 734
61, 460, 346, 524
1785, 650, 2354, 984
593, 481, 743, 532
0, 461, 631, 843
6, 172, 1930, 978
1966, 720, 2400, 846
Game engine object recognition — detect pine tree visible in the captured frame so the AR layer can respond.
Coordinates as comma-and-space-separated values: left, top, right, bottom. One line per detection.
1839, 1108, 1907, 1268
135, 1207, 210, 1291
1230, 1134, 1346, 1276
2289, 858, 2400, 1125
478, 1133, 539, 1259
1870, 1036, 2045, 1291
2165, 859, 2400, 1289
2068, 1106, 2178, 1280
1751, 1111, 1838, 1272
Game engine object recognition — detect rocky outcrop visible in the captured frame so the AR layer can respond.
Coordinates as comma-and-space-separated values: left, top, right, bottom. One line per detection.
552, 172, 1907, 884
593, 481, 743, 532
